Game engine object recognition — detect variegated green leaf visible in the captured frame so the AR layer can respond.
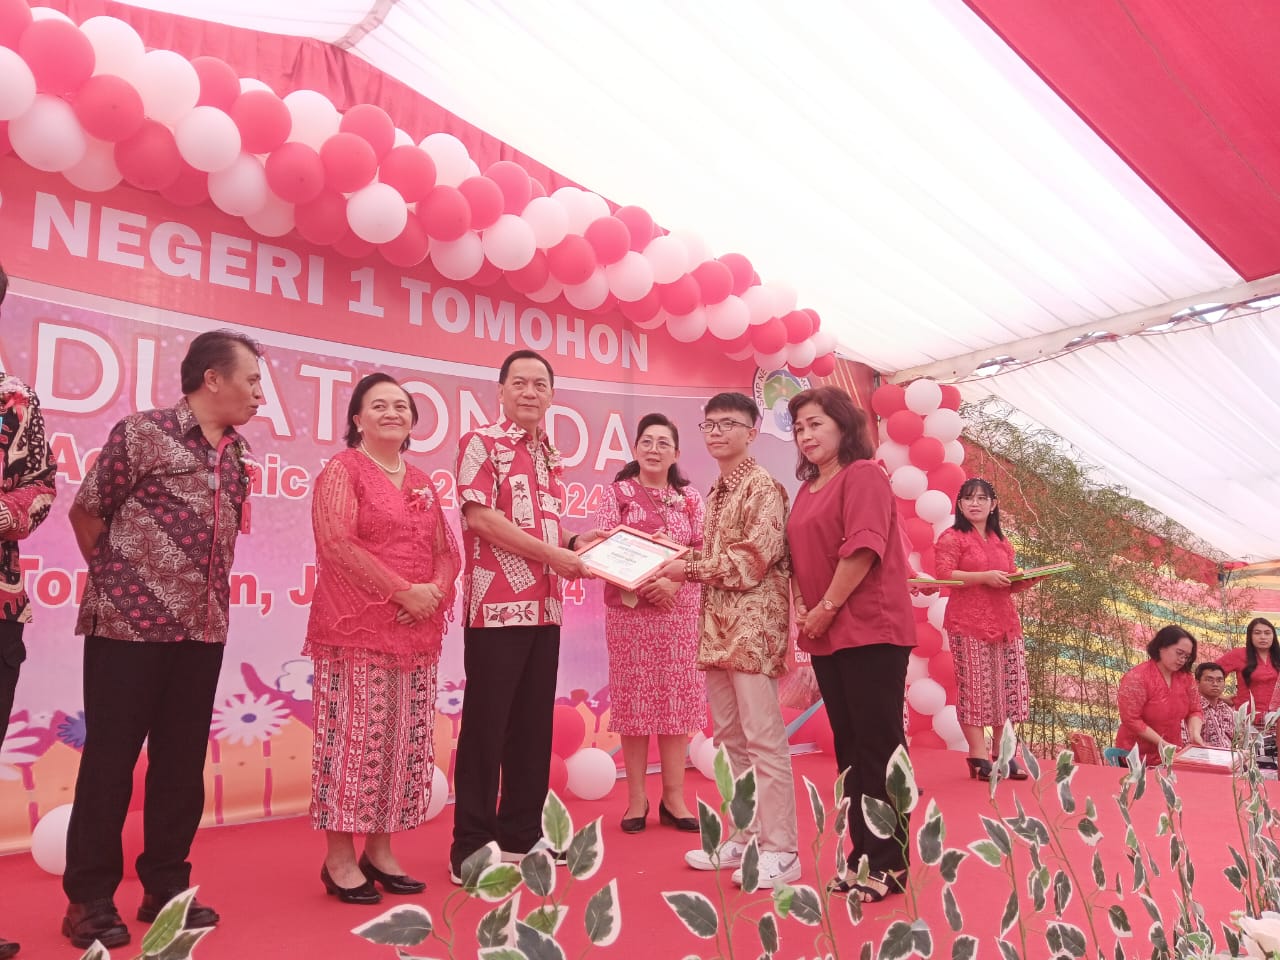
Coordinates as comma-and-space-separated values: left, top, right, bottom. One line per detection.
139, 887, 197, 956
521, 850, 555, 897
805, 776, 826, 833
1077, 816, 1101, 847
566, 817, 603, 881
1046, 921, 1086, 958
998, 890, 1018, 936
758, 912, 780, 955
863, 796, 899, 841
981, 816, 1012, 857
662, 891, 717, 939
1053, 870, 1072, 915
477, 896, 518, 948
1018, 743, 1041, 781
788, 884, 822, 926
968, 838, 1003, 868
918, 799, 944, 865
542, 791, 573, 853
523, 904, 567, 936
877, 920, 915, 960
1107, 904, 1132, 938
943, 885, 962, 932
713, 743, 734, 806
729, 767, 758, 833
584, 879, 620, 947
476, 863, 522, 902
150, 928, 212, 960
697, 797, 721, 856
772, 883, 794, 918
1029, 871, 1045, 912
1057, 778, 1076, 815
515, 918, 567, 960
995, 939, 1019, 960
940, 849, 967, 884
478, 948, 526, 960
951, 935, 977, 960
739, 838, 760, 894
352, 904, 434, 946
911, 919, 933, 959
885, 745, 918, 815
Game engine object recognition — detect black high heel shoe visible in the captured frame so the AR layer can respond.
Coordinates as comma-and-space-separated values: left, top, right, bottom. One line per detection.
359, 853, 426, 894
965, 757, 993, 781
658, 800, 699, 832
620, 800, 649, 833
321, 864, 382, 904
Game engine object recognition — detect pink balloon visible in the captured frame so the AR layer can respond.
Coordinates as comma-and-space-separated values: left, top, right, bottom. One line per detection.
885, 410, 925, 446
333, 231, 375, 259
658, 275, 700, 316
339, 103, 395, 160
717, 253, 754, 296
72, 74, 143, 143
191, 56, 239, 110
811, 353, 837, 377
782, 309, 814, 344
546, 235, 596, 285
378, 145, 436, 203
872, 384, 908, 418
0, 0, 33, 51
908, 436, 946, 472
614, 205, 654, 251
231, 90, 292, 154
584, 216, 630, 266
20, 19, 94, 95
115, 119, 181, 190
419, 185, 471, 241
940, 384, 963, 411
380, 215, 429, 268
552, 705, 587, 758
458, 176, 503, 230
470, 259, 503, 288
320, 131, 377, 193
484, 159, 532, 214
619, 287, 661, 324
265, 141, 324, 204
692, 260, 733, 306
506, 249, 549, 294
749, 317, 787, 354
295, 188, 348, 245
159, 161, 209, 207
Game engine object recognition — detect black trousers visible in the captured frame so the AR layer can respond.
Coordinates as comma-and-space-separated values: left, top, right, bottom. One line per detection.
812, 643, 911, 875
449, 625, 559, 873
0, 620, 24, 738
63, 636, 225, 903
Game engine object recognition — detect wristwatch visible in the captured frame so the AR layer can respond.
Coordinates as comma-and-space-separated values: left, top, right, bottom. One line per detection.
820, 598, 839, 611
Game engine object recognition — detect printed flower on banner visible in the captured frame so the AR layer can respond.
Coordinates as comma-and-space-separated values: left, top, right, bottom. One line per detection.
211, 693, 289, 746
437, 680, 465, 716
57, 711, 87, 749
276, 659, 314, 702
0, 718, 40, 781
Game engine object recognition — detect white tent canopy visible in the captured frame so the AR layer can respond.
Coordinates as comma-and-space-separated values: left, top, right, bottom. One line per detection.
93, 1, 1280, 560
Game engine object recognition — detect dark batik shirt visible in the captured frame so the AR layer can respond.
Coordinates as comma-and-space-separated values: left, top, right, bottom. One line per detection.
0, 373, 57, 623
74, 397, 253, 644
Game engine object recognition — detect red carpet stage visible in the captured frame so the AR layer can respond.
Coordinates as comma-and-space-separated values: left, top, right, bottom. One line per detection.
0, 749, 1258, 957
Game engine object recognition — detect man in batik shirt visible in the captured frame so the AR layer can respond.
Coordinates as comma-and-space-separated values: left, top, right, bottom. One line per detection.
448, 350, 598, 882
1189, 662, 1235, 750
0, 263, 57, 960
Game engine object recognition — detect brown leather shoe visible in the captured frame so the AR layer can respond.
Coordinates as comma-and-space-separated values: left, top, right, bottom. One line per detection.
137, 892, 221, 928
62, 899, 130, 949
0, 935, 20, 959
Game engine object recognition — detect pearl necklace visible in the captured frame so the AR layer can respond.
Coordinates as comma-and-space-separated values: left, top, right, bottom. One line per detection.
359, 441, 405, 475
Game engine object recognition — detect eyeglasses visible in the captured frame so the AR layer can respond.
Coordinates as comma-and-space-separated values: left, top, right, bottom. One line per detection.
1170, 649, 1193, 661
698, 419, 750, 434
636, 438, 675, 451
960, 495, 992, 504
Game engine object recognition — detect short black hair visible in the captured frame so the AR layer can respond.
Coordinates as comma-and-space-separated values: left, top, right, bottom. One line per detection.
344, 373, 418, 451
704, 392, 759, 425
180, 329, 262, 395
0, 262, 8, 306
499, 350, 554, 386
1145, 624, 1196, 673
1195, 662, 1225, 681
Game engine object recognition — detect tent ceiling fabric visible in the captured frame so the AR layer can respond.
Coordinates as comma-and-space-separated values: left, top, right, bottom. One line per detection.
105, 0, 1279, 560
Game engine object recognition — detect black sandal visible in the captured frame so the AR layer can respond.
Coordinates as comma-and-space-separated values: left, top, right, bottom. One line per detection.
965, 757, 993, 781
1005, 758, 1029, 781
846, 869, 906, 903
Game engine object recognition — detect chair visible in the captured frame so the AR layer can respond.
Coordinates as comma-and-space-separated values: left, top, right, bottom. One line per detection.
1067, 731, 1102, 765
1103, 747, 1129, 767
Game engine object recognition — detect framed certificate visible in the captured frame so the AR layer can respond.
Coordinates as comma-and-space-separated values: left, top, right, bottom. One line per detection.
1172, 745, 1238, 775
576, 525, 688, 591
908, 576, 963, 587
1009, 562, 1074, 582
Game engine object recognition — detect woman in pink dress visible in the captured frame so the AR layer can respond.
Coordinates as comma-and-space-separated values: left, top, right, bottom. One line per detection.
934, 478, 1041, 781
595, 413, 705, 834
1217, 618, 1279, 718
1115, 625, 1205, 765
306, 374, 459, 904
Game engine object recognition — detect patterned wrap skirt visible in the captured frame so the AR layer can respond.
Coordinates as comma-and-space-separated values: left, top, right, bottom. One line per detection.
950, 631, 1031, 728
310, 649, 437, 833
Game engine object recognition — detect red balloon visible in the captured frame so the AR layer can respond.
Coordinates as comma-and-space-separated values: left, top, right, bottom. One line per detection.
339, 103, 395, 160
897, 496, 918, 520
546, 235, 597, 285
930, 651, 957, 692
915, 623, 944, 658
158, 161, 209, 207
584, 216, 630, 266
548, 752, 568, 796
73, 74, 144, 143
333, 231, 375, 259
782, 309, 814, 344
115, 120, 182, 191
716, 253, 754, 296
588, 292, 618, 316
871, 383, 907, 418
691, 260, 733, 306
658, 274, 700, 316
618, 287, 661, 324
506, 249, 549, 294
906, 706, 932, 735
551, 704, 587, 758
320, 131, 377, 193
0, 122, 11, 157
294, 189, 349, 246
928, 462, 967, 499
379, 145, 436, 203
911, 730, 947, 750
418, 185, 471, 241
484, 160, 532, 215
265, 142, 324, 204
379, 215, 429, 268
0, 0, 33, 50
723, 329, 753, 354
749, 317, 787, 354
804, 308, 822, 332
20, 20, 94, 95
191, 56, 240, 110
885, 410, 924, 445
904, 517, 935, 554
122, 810, 144, 879
614, 205, 654, 251
939, 383, 962, 411
470, 259, 503, 287
811, 352, 837, 377
457, 176, 503, 230
231, 90, 292, 154
908, 436, 946, 471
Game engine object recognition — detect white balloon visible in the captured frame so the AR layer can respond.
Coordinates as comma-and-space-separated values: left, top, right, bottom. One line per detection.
643, 235, 689, 285
810, 328, 838, 356
604, 251, 654, 302
754, 347, 790, 372
741, 285, 775, 326
688, 731, 708, 759
906, 678, 946, 716
907, 551, 923, 573
666, 228, 712, 267
244, 194, 295, 237
910, 586, 933, 608
914, 489, 953, 525
666, 307, 707, 343
875, 441, 911, 473
424, 765, 450, 821
564, 747, 617, 801
705, 295, 749, 341
284, 89, 340, 150
30, 7, 73, 23
239, 77, 272, 94
175, 106, 242, 173
629, 309, 667, 331
63, 136, 122, 192
923, 408, 964, 443
420, 132, 471, 187
764, 281, 798, 317
133, 50, 200, 125
933, 516, 954, 539
926, 596, 948, 631
905, 653, 929, 684
726, 342, 755, 362
80, 17, 145, 79
563, 269, 609, 310
577, 192, 610, 229
31, 803, 74, 875
904, 379, 943, 415
932, 704, 963, 743
890, 465, 928, 501
0, 47, 37, 121
208, 153, 269, 217
9, 95, 86, 172
944, 440, 966, 464
430, 232, 484, 281
482, 213, 537, 270
347, 182, 408, 244
787, 338, 817, 369
392, 127, 413, 148
525, 276, 563, 304
520, 196, 569, 249
693, 738, 718, 780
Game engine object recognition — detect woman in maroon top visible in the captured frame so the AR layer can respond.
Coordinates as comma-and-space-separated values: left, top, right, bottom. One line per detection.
785, 386, 915, 903
1217, 618, 1280, 718
1115, 625, 1205, 765
934, 478, 1040, 781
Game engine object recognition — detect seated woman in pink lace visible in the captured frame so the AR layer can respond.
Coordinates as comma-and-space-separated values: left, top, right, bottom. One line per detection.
1115, 625, 1205, 766
305, 374, 459, 904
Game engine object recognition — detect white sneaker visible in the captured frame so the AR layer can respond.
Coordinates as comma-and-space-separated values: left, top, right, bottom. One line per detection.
501, 838, 566, 864
733, 851, 801, 887
684, 840, 747, 871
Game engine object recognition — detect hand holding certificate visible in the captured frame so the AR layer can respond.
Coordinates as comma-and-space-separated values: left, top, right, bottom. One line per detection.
576, 525, 688, 591
1009, 562, 1074, 583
